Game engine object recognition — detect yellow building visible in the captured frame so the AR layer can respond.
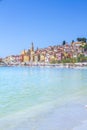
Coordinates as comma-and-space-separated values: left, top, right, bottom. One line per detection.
40, 54, 45, 62
21, 50, 27, 55
21, 50, 30, 62
21, 43, 36, 62
23, 55, 30, 62
50, 55, 55, 61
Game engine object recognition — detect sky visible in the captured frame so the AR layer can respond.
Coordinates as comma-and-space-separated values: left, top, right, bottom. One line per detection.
0, 0, 87, 57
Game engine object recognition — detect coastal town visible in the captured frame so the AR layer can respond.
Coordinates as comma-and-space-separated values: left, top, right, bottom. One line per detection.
1, 38, 87, 67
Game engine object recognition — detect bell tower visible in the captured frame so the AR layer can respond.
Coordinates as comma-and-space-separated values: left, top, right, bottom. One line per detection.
30, 42, 35, 62
31, 42, 34, 51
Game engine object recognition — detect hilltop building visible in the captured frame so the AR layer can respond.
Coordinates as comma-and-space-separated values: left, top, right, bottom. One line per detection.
3, 41, 87, 65
21, 42, 35, 63
20, 41, 87, 63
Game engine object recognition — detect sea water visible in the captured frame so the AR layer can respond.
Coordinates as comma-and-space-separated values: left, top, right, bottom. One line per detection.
0, 67, 87, 130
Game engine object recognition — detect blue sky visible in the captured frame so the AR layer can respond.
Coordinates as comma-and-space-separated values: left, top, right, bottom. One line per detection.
0, 0, 87, 57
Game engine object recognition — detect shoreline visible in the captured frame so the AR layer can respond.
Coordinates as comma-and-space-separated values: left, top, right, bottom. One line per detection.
1, 62, 87, 68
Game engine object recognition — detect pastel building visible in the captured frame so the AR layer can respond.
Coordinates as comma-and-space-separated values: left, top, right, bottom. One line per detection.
21, 50, 29, 62
21, 43, 34, 63
40, 54, 45, 62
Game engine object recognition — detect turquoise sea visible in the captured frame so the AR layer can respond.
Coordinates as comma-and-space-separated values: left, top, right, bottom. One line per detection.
0, 67, 87, 130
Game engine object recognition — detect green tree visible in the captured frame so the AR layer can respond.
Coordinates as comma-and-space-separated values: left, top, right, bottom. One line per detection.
72, 40, 74, 43
84, 44, 87, 51
50, 59, 58, 64
77, 54, 86, 62
77, 37, 87, 43
62, 40, 66, 46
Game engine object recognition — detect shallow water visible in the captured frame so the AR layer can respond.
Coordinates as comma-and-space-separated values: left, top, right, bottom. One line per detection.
0, 67, 87, 129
